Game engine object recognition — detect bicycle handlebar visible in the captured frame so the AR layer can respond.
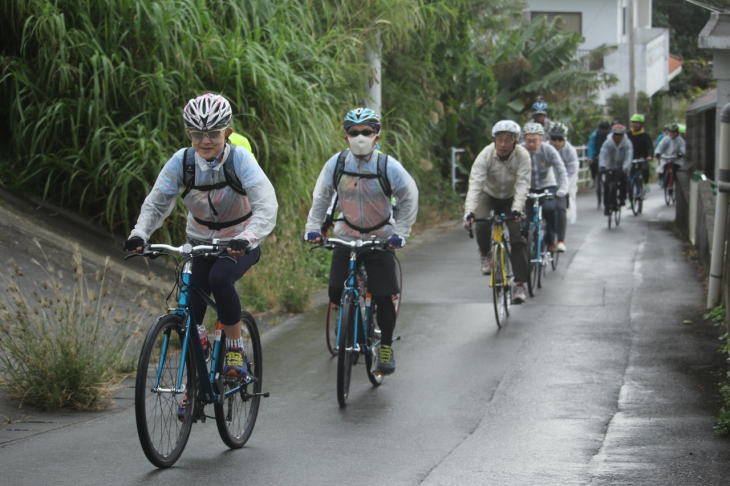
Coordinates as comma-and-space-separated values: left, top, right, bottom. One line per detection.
124, 242, 238, 263
527, 190, 554, 201
310, 237, 387, 252
467, 213, 517, 239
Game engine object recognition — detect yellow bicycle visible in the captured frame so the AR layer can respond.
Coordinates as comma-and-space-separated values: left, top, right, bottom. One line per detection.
468, 212, 513, 328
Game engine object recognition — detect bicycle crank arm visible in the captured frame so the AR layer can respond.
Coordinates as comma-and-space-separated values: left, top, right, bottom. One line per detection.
245, 392, 270, 398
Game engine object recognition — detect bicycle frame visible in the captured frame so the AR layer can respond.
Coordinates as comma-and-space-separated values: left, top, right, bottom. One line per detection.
336, 249, 377, 356
146, 245, 255, 407
527, 192, 551, 267
489, 219, 510, 289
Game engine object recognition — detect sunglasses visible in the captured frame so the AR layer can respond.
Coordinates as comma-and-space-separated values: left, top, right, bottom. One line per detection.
347, 128, 377, 138
550, 137, 564, 142
188, 128, 226, 142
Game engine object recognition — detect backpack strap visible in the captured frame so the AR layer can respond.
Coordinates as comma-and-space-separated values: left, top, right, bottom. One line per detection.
181, 148, 197, 199
376, 152, 392, 197
322, 150, 350, 232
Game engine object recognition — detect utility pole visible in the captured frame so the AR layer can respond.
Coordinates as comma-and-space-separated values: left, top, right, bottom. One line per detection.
628, 0, 637, 117
364, 35, 382, 116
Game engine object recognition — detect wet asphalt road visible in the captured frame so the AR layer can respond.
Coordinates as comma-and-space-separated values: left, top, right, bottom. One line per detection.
2, 189, 730, 485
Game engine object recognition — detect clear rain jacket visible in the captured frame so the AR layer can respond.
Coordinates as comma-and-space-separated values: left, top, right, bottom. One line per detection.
130, 144, 278, 248
656, 135, 686, 166
464, 144, 532, 214
556, 141, 580, 224
305, 149, 418, 241
599, 136, 633, 172
523, 141, 568, 193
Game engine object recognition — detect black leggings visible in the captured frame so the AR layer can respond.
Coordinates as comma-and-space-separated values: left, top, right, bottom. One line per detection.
190, 246, 261, 327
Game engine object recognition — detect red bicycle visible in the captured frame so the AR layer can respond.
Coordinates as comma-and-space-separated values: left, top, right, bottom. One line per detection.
661, 156, 678, 206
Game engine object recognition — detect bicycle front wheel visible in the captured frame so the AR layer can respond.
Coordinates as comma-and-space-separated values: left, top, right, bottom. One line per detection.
615, 207, 621, 227
337, 295, 356, 407
664, 183, 671, 205
596, 180, 602, 209
491, 246, 506, 329
135, 314, 196, 468
214, 311, 263, 449
526, 228, 538, 297
393, 254, 403, 318
551, 249, 559, 270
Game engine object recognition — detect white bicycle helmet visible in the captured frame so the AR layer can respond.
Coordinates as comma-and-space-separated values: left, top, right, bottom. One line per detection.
183, 93, 233, 131
523, 122, 545, 136
491, 120, 521, 138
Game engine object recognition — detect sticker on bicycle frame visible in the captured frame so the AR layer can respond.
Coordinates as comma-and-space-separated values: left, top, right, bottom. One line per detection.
366, 296, 371, 307
214, 329, 222, 341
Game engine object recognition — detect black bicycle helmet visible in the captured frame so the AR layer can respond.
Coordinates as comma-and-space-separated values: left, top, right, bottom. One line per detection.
598, 119, 611, 129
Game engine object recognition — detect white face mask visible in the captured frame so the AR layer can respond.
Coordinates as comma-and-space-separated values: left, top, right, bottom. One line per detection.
348, 134, 376, 157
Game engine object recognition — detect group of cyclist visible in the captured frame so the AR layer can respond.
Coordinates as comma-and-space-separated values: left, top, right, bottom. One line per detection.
124, 94, 418, 385
587, 115, 686, 214
121, 92, 685, 391
463, 98, 578, 303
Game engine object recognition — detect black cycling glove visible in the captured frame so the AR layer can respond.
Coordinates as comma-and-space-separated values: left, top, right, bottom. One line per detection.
123, 236, 145, 252
228, 239, 251, 254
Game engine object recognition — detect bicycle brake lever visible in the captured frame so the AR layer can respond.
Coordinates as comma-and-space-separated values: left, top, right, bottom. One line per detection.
124, 253, 142, 261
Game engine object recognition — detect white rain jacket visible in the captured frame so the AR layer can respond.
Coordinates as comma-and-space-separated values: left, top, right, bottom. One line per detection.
523, 141, 568, 193
464, 143, 531, 214
656, 135, 686, 167
599, 136, 633, 172
556, 141, 580, 224
130, 144, 278, 248
305, 149, 418, 241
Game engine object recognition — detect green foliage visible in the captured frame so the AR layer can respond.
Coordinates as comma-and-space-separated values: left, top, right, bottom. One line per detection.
653, 0, 730, 61
0, 241, 153, 410
705, 304, 726, 324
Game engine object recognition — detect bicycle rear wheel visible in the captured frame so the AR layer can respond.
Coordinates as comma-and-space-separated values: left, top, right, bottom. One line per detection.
337, 295, 356, 407
325, 302, 338, 356
135, 314, 196, 468
214, 311, 263, 449
526, 227, 538, 297
551, 249, 559, 270
491, 246, 506, 329
596, 179, 602, 209
365, 308, 384, 386
631, 179, 642, 216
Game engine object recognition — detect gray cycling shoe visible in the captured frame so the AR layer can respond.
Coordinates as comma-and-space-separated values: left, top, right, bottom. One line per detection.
375, 344, 396, 375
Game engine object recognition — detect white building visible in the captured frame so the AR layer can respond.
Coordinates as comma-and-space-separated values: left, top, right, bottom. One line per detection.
522, 0, 681, 104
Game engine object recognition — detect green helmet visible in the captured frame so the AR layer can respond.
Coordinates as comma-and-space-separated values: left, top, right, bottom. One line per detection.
630, 113, 645, 123
669, 123, 679, 132
664, 123, 672, 130
678, 124, 686, 134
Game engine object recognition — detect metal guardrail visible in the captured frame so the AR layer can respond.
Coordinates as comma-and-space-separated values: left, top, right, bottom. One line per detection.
575, 144, 593, 189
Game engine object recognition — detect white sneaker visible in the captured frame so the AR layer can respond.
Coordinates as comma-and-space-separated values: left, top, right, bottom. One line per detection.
480, 253, 492, 275
557, 241, 566, 252
513, 283, 527, 304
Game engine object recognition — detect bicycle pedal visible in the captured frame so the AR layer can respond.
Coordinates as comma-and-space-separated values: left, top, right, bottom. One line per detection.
393, 335, 401, 342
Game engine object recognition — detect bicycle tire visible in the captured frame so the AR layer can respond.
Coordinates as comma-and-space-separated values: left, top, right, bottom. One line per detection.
596, 179, 602, 209
631, 179, 642, 216
491, 246, 505, 328
551, 249, 559, 270
664, 182, 671, 205
325, 302, 338, 357
504, 250, 513, 317
615, 207, 621, 227
337, 295, 356, 407
608, 209, 612, 229
214, 311, 263, 449
135, 314, 196, 468
526, 227, 538, 297
393, 254, 403, 318
364, 303, 384, 386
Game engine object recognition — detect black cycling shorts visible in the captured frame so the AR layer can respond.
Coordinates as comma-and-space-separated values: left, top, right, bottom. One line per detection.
328, 246, 399, 297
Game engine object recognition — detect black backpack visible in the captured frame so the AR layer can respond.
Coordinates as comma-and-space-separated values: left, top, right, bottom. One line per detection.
180, 144, 251, 230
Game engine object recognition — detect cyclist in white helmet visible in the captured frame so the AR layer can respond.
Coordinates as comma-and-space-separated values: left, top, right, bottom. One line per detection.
548, 122, 579, 252
464, 120, 531, 304
531, 96, 552, 134
304, 107, 418, 375
521, 122, 568, 253
124, 93, 278, 406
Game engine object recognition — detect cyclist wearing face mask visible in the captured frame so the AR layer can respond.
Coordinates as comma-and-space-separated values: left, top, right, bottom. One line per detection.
304, 107, 419, 375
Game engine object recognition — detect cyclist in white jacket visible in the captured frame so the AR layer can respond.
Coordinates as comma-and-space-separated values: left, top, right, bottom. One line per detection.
599, 124, 633, 215
548, 122, 579, 252
125, 93, 278, 394
463, 120, 531, 304
304, 108, 418, 374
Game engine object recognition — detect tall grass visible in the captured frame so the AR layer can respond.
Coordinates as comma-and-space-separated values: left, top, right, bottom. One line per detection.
0, 240, 156, 410
0, 0, 495, 312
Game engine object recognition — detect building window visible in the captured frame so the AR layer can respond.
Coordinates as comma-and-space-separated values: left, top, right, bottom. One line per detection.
531, 11, 582, 35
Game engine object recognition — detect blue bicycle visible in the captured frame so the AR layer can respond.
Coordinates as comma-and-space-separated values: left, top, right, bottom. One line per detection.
127, 241, 268, 468
314, 237, 398, 408
525, 191, 554, 297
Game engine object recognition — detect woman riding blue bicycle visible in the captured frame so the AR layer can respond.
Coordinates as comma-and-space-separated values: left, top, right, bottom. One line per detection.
124, 93, 278, 404
303, 107, 418, 375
